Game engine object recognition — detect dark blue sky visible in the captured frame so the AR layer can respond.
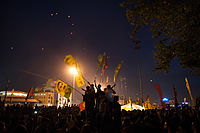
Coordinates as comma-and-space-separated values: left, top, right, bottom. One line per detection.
0, 0, 199, 103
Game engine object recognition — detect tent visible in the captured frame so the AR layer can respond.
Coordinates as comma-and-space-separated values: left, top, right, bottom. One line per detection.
121, 103, 145, 111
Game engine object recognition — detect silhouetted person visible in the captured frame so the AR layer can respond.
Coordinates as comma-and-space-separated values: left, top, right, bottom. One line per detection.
84, 85, 95, 118
95, 84, 104, 112
104, 84, 116, 102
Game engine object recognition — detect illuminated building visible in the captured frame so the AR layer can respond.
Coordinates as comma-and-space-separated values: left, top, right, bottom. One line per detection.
34, 79, 56, 106
34, 91, 54, 106
57, 93, 67, 107
34, 79, 68, 107
0, 90, 38, 106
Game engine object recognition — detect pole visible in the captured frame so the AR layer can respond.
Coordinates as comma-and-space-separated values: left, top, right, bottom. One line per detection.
138, 57, 143, 104
72, 74, 76, 104
133, 39, 143, 105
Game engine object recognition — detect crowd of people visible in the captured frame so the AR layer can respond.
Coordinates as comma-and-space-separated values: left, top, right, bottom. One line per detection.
0, 83, 200, 133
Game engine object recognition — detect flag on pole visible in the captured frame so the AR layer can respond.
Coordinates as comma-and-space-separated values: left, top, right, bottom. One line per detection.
145, 96, 152, 109
25, 88, 34, 102
102, 53, 108, 75
64, 55, 85, 88
97, 54, 104, 69
106, 76, 109, 83
185, 77, 194, 106
75, 66, 85, 88
64, 55, 77, 66
10, 89, 14, 103
129, 97, 132, 109
114, 61, 124, 83
55, 79, 74, 98
155, 85, 166, 108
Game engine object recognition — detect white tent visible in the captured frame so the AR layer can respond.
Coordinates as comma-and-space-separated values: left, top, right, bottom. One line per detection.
121, 103, 145, 111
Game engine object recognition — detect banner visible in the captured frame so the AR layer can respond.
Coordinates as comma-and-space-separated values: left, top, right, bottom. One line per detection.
185, 77, 194, 106
155, 84, 166, 108
114, 61, 124, 83
64, 55, 85, 87
56, 80, 74, 98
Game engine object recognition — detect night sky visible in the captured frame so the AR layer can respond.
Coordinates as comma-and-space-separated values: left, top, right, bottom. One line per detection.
0, 0, 199, 103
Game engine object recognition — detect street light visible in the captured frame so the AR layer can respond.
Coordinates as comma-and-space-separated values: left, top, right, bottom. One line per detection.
69, 67, 78, 75
69, 67, 78, 105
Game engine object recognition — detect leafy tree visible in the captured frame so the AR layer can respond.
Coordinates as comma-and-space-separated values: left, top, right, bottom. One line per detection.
121, 0, 200, 74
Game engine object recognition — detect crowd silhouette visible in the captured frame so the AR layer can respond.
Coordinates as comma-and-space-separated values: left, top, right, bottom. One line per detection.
0, 82, 200, 133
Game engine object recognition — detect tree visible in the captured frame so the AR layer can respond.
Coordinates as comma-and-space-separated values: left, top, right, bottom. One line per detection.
121, 0, 200, 74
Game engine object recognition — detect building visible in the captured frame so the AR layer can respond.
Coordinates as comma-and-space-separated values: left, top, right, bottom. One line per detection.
34, 79, 56, 106
0, 90, 39, 106
34, 79, 67, 107
57, 93, 68, 107
34, 90, 55, 106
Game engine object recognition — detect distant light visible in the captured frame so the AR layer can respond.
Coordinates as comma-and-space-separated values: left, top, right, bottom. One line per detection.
34, 111, 38, 114
10, 46, 14, 51
182, 102, 188, 104
55, 12, 58, 15
67, 16, 71, 19
0, 91, 27, 97
50, 13, 54, 16
162, 98, 169, 102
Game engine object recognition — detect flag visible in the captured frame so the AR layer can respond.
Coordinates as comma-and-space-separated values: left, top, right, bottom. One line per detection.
97, 54, 104, 69
106, 76, 109, 83
25, 88, 34, 102
185, 77, 194, 106
55, 80, 74, 98
10, 89, 14, 103
64, 55, 85, 87
75, 66, 85, 88
102, 53, 108, 75
64, 55, 77, 66
129, 97, 132, 104
79, 101, 85, 111
129, 97, 132, 109
145, 96, 152, 109
114, 61, 124, 83
155, 84, 166, 108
